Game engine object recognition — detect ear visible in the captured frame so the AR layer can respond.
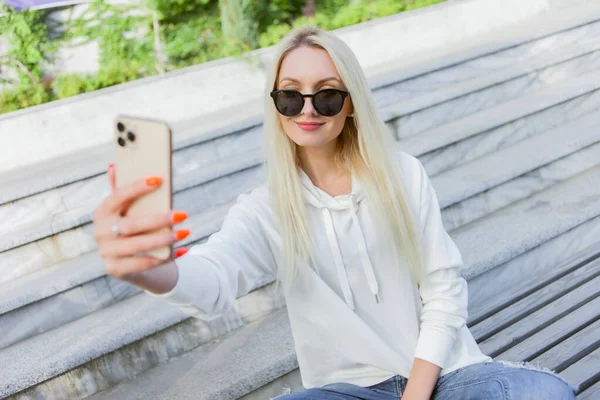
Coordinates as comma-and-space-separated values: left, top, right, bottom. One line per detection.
347, 98, 355, 117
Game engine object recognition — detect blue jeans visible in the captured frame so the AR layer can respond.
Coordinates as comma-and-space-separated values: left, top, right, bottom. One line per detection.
277, 360, 577, 399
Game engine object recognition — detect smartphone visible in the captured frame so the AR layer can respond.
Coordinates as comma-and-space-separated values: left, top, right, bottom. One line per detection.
114, 115, 173, 260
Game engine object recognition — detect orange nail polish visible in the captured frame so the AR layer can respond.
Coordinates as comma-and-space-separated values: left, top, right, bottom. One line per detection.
145, 176, 162, 187
174, 229, 190, 241
171, 211, 188, 224
175, 248, 188, 258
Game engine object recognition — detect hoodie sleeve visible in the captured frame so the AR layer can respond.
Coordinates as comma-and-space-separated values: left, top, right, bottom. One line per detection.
145, 190, 277, 322
412, 158, 469, 369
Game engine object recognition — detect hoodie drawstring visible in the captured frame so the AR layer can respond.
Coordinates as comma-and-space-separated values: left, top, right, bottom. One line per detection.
319, 196, 381, 311
321, 206, 356, 310
349, 194, 380, 305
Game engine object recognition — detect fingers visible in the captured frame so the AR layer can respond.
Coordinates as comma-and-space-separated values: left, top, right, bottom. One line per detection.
94, 210, 187, 241
98, 175, 163, 218
174, 247, 189, 257
108, 163, 116, 192
104, 254, 167, 280
98, 226, 190, 259
104, 247, 189, 280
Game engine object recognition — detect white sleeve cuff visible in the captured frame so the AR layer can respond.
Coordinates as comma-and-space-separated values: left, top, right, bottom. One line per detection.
144, 252, 222, 321
413, 326, 456, 369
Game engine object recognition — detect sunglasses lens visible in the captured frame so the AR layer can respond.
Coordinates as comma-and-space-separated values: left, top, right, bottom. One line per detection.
274, 91, 303, 116
313, 89, 345, 116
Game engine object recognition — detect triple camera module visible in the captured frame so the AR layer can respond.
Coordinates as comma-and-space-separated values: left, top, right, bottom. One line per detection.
116, 122, 136, 147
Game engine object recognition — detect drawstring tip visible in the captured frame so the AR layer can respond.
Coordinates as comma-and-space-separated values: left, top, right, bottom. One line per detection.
375, 294, 379, 304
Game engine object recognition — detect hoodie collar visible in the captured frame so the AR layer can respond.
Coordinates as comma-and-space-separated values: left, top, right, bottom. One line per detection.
298, 168, 365, 210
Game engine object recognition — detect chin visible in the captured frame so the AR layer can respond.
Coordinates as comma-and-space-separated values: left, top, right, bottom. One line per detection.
290, 133, 330, 148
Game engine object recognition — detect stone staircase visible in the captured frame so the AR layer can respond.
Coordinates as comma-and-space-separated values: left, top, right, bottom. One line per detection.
2, 3, 600, 399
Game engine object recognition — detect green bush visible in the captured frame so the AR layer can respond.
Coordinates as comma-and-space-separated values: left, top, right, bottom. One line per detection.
250, 0, 306, 32
161, 12, 227, 68
258, 0, 424, 49
149, 0, 213, 21
54, 74, 98, 99
0, 83, 52, 113
53, 63, 146, 100
96, 62, 146, 87
405, 0, 447, 11
331, 0, 406, 26
258, 23, 294, 48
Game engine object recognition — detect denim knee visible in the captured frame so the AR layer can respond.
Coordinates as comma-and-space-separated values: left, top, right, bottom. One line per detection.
495, 359, 577, 398
433, 360, 576, 400
506, 369, 576, 400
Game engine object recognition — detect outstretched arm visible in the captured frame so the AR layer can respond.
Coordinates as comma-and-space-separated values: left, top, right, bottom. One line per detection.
146, 189, 278, 321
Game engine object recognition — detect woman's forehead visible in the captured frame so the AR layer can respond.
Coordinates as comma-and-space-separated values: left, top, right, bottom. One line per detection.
278, 46, 341, 84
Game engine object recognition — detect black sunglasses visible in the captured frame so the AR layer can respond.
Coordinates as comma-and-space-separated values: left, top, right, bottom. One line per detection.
270, 88, 350, 117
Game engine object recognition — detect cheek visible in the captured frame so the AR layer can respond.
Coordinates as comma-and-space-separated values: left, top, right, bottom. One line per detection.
279, 115, 294, 136
328, 115, 347, 134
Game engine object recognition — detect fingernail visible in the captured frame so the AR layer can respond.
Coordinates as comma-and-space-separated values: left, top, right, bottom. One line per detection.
175, 247, 188, 258
108, 163, 115, 170
145, 176, 162, 187
171, 211, 188, 224
174, 229, 190, 241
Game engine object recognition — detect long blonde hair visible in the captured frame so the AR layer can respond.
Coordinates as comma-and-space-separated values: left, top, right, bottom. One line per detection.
262, 25, 425, 296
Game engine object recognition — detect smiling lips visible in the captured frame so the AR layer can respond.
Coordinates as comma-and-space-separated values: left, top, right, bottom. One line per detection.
296, 122, 325, 131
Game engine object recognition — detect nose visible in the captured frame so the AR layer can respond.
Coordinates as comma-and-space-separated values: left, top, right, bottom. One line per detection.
300, 95, 318, 116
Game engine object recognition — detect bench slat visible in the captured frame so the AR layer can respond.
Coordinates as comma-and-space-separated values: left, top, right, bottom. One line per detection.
470, 258, 600, 340
468, 243, 600, 324
531, 318, 600, 371
478, 275, 600, 356
577, 379, 600, 400
495, 299, 600, 365
560, 346, 600, 395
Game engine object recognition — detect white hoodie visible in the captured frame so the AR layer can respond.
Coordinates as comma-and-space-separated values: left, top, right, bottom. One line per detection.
146, 150, 492, 388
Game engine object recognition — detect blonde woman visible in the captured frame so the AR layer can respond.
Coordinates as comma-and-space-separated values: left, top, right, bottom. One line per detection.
93, 26, 577, 399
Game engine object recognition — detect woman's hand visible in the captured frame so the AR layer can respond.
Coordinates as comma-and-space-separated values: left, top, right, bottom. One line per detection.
92, 163, 189, 292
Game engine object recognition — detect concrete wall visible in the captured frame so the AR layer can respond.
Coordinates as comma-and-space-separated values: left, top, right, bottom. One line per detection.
0, 0, 574, 174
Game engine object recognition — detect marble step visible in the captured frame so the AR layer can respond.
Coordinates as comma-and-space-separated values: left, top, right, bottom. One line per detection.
86, 244, 600, 400
2, 161, 600, 399
0, 278, 286, 400
87, 307, 298, 400
382, 19, 600, 139
464, 165, 600, 310
433, 109, 600, 231
407, 70, 600, 176
371, 6, 600, 109
3, 109, 599, 348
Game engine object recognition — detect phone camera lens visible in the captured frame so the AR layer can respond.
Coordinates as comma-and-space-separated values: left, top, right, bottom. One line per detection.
118, 137, 126, 147
127, 131, 135, 142
117, 122, 125, 132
